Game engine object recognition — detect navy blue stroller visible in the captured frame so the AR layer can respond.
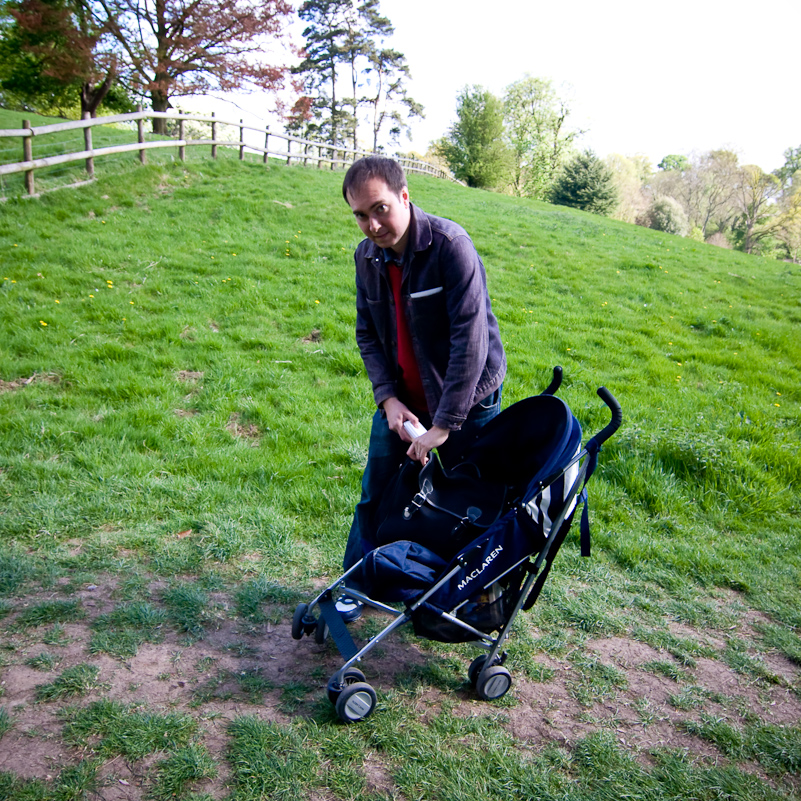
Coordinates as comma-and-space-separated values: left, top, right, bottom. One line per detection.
292, 368, 622, 722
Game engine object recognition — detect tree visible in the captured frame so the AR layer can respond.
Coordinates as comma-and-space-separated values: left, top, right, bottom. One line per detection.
293, 0, 351, 146
657, 154, 690, 172
96, 0, 292, 133
775, 145, 801, 189
550, 150, 618, 215
605, 153, 651, 224
435, 85, 509, 189
0, 0, 121, 117
340, 0, 390, 148
651, 150, 739, 237
363, 46, 422, 151
292, 0, 420, 150
732, 165, 781, 254
502, 76, 580, 200
775, 177, 801, 263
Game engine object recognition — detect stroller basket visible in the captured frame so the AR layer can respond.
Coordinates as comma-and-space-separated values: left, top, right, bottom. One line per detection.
292, 367, 622, 722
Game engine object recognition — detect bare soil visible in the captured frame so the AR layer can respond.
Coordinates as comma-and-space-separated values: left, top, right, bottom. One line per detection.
1, 576, 799, 799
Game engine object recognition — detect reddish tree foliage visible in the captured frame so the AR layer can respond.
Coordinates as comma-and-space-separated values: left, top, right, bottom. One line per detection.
8, 0, 117, 116
285, 94, 314, 134
94, 0, 294, 132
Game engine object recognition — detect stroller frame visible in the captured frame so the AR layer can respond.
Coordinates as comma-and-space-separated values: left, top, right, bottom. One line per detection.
292, 368, 622, 722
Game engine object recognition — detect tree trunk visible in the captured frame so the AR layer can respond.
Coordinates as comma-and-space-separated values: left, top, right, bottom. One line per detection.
80, 65, 116, 119
151, 90, 170, 134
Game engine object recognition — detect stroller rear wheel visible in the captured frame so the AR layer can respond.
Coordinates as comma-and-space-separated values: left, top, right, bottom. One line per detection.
468, 654, 500, 687
314, 617, 329, 644
335, 681, 377, 723
475, 665, 512, 701
327, 667, 367, 704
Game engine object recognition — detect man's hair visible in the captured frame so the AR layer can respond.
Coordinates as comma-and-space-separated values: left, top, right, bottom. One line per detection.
342, 156, 407, 202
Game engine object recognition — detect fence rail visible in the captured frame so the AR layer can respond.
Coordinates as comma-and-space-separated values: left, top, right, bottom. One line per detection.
0, 110, 459, 197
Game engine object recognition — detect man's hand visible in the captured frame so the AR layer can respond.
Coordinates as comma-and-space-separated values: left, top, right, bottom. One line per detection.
383, 397, 420, 441
382, 397, 450, 465
406, 425, 449, 465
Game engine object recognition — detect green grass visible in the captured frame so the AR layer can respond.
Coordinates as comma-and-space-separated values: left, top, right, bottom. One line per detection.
0, 707, 12, 738
0, 116, 800, 799
35, 663, 101, 701
89, 600, 166, 658
26, 651, 61, 671
150, 743, 218, 801
61, 699, 197, 759
683, 714, 801, 774
0, 761, 99, 801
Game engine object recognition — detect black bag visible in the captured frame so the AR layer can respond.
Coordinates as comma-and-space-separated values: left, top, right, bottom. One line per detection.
361, 540, 447, 602
374, 456, 506, 561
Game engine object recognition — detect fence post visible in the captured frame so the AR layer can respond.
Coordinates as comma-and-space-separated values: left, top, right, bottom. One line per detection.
137, 106, 146, 164
263, 128, 269, 164
178, 119, 185, 161
286, 137, 291, 166
22, 120, 34, 195
211, 112, 217, 160
330, 145, 335, 170
83, 113, 94, 177
239, 119, 245, 161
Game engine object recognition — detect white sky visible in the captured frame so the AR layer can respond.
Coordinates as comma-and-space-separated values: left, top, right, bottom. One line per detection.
379, 0, 800, 172
185, 0, 800, 173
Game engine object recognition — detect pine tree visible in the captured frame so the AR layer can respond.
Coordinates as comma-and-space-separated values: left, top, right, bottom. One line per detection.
292, 0, 420, 150
294, 0, 352, 146
550, 150, 618, 216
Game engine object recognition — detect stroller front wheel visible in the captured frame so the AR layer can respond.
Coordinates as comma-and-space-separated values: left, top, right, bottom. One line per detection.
335, 681, 377, 723
292, 603, 316, 640
475, 665, 512, 701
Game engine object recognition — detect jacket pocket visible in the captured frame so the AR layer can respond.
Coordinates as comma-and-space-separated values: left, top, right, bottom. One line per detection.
410, 286, 444, 299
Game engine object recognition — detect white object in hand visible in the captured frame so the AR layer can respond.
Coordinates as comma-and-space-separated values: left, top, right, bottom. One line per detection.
403, 420, 427, 439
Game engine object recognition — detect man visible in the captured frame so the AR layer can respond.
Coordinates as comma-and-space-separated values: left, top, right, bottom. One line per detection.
338, 157, 506, 619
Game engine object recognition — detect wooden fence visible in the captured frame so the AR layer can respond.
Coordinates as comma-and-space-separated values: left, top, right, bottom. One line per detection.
0, 110, 459, 197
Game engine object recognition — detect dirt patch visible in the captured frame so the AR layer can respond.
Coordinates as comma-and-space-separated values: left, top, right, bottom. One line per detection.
1, 577, 799, 798
224, 413, 260, 443
175, 370, 204, 383
302, 329, 322, 344
0, 373, 60, 393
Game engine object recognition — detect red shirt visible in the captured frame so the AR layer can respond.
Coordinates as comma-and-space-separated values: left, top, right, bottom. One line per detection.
387, 261, 427, 412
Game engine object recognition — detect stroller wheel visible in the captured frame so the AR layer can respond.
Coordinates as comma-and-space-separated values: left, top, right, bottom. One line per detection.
335, 681, 377, 723
327, 667, 367, 704
467, 654, 498, 687
292, 603, 312, 640
475, 665, 512, 701
314, 617, 329, 644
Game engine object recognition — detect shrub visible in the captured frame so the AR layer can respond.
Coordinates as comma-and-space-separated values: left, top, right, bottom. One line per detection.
643, 196, 689, 236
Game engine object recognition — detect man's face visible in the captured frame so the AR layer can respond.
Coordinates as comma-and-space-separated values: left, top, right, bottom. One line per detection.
346, 177, 411, 255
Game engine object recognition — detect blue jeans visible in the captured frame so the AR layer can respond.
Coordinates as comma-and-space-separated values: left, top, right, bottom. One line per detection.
342, 386, 503, 580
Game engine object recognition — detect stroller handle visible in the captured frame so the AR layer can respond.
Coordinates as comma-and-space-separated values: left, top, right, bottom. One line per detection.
587, 386, 622, 449
542, 365, 563, 396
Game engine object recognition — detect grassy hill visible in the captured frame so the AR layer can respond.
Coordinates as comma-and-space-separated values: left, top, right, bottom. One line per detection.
0, 147, 799, 800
